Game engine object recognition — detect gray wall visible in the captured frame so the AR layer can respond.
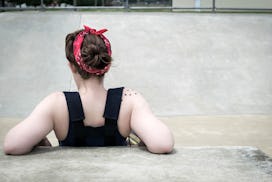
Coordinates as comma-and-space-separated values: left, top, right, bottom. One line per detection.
173, 0, 272, 9
0, 12, 272, 117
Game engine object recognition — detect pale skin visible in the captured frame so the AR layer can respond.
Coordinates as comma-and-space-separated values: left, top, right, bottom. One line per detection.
3, 63, 174, 155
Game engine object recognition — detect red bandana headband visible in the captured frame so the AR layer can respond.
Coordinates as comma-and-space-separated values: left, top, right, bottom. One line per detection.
73, 25, 112, 75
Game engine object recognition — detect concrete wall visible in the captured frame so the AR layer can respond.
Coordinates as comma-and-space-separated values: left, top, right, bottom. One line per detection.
173, 0, 272, 9
173, 0, 213, 8
216, 0, 272, 9
0, 13, 272, 117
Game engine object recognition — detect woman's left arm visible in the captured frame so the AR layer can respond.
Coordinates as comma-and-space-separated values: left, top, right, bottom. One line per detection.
3, 93, 58, 155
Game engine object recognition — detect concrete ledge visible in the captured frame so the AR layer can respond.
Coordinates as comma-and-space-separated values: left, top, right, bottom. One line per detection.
0, 146, 272, 181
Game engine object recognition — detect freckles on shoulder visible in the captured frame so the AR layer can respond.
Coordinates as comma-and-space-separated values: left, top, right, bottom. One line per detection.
122, 88, 141, 98
122, 88, 147, 107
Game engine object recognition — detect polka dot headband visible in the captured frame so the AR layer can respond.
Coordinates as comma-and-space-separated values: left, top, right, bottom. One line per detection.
73, 25, 111, 75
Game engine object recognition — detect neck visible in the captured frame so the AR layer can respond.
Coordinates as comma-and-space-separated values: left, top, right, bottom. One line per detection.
74, 75, 106, 94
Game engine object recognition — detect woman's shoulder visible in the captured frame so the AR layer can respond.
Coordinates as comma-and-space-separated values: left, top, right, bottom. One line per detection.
44, 92, 66, 102
41, 92, 67, 115
121, 87, 148, 109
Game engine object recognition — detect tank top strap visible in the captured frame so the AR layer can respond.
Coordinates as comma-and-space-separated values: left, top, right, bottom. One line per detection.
103, 87, 124, 120
103, 87, 124, 146
63, 92, 85, 122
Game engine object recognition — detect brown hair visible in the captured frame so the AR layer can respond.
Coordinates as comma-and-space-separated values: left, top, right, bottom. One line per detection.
65, 29, 112, 79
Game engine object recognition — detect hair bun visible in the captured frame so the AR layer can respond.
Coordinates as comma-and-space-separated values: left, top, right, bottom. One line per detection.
65, 29, 112, 79
81, 34, 111, 70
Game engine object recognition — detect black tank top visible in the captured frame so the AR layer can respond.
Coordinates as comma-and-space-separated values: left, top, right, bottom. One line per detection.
59, 87, 127, 147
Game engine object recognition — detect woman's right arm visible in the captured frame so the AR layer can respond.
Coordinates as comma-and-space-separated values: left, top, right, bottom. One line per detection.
128, 91, 174, 154
3, 92, 59, 155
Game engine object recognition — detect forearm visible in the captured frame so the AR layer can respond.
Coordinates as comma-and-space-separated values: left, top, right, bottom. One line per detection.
3, 119, 52, 155
4, 134, 52, 155
3, 130, 33, 155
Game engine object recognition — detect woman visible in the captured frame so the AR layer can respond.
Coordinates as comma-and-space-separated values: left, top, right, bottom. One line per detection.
3, 25, 174, 155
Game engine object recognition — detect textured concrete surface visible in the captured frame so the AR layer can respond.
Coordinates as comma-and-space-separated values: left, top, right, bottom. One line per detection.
0, 12, 272, 117
0, 146, 272, 182
163, 115, 272, 157
0, 12, 272, 181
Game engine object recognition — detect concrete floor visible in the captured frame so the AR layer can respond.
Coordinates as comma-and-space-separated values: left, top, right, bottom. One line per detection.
0, 12, 272, 181
1, 146, 272, 182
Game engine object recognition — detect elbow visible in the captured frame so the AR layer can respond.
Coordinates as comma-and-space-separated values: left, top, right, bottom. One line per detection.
3, 138, 30, 155
147, 136, 175, 154
147, 141, 174, 154
3, 134, 16, 155
3, 141, 16, 155
147, 146, 173, 154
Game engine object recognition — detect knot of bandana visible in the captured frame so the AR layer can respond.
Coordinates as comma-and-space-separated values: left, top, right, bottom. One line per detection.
73, 25, 112, 75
